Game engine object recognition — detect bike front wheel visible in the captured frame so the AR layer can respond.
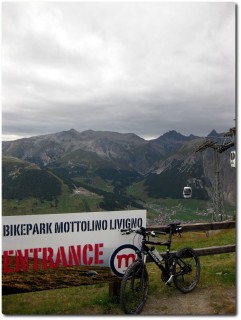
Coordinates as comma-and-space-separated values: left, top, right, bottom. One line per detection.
173, 247, 200, 293
120, 260, 149, 314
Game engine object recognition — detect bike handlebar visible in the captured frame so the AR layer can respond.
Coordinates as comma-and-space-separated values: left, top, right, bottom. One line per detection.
121, 227, 166, 237
121, 227, 146, 235
121, 224, 182, 237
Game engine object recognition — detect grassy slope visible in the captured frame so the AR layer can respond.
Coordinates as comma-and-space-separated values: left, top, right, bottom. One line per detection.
127, 181, 236, 222
2, 193, 103, 216
2, 154, 236, 220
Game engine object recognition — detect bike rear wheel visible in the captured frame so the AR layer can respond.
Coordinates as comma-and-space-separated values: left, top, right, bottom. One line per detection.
120, 260, 149, 314
173, 247, 200, 293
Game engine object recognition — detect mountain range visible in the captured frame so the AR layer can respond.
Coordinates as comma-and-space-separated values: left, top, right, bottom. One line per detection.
2, 129, 236, 211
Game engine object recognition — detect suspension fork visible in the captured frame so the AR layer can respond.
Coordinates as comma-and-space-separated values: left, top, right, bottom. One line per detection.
134, 244, 148, 289
165, 227, 173, 267
164, 228, 176, 285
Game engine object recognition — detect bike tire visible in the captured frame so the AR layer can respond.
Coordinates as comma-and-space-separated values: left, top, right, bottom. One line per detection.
173, 247, 200, 293
120, 260, 149, 314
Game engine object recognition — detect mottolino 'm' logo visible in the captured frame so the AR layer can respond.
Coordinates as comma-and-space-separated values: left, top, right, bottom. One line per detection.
109, 244, 138, 277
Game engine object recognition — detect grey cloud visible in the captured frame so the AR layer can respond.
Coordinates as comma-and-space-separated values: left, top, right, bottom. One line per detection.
2, 2, 236, 141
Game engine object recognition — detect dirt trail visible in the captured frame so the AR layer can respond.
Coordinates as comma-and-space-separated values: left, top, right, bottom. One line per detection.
142, 287, 236, 315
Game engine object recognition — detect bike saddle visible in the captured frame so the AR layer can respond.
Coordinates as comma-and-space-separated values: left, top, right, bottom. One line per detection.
168, 222, 181, 227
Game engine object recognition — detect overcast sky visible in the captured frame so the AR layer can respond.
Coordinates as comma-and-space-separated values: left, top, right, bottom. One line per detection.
2, 1, 236, 141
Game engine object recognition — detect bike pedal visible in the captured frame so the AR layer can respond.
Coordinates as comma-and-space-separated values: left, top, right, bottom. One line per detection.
165, 274, 174, 286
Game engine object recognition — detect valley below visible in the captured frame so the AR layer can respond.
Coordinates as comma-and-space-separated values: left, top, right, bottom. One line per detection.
2, 128, 236, 223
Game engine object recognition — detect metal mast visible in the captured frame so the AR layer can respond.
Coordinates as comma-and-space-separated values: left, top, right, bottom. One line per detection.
212, 147, 225, 221
195, 140, 224, 221
195, 128, 235, 221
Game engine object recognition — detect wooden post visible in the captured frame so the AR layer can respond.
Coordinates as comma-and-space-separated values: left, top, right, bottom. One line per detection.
109, 280, 121, 298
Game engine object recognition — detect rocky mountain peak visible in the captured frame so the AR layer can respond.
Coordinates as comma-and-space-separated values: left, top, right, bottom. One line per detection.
153, 130, 197, 143
207, 129, 224, 138
162, 130, 186, 140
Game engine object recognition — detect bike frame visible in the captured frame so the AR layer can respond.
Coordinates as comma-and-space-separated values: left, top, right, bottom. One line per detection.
136, 227, 175, 274
120, 224, 200, 314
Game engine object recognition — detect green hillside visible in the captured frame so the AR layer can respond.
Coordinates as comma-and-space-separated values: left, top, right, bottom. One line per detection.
144, 167, 209, 200
2, 154, 236, 222
2, 157, 62, 201
2, 156, 143, 216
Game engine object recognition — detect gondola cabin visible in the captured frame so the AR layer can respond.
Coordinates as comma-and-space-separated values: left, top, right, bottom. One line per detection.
230, 151, 236, 168
183, 186, 192, 199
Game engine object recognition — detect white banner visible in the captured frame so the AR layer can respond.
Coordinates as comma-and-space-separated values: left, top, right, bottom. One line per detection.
2, 210, 146, 275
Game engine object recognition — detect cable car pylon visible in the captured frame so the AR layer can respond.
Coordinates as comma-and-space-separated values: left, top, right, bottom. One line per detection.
195, 128, 235, 221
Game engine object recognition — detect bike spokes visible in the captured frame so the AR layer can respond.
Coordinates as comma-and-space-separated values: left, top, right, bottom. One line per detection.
173, 248, 200, 293
120, 261, 149, 314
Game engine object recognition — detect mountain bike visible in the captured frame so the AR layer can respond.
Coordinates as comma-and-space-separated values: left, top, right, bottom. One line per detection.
120, 222, 200, 314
